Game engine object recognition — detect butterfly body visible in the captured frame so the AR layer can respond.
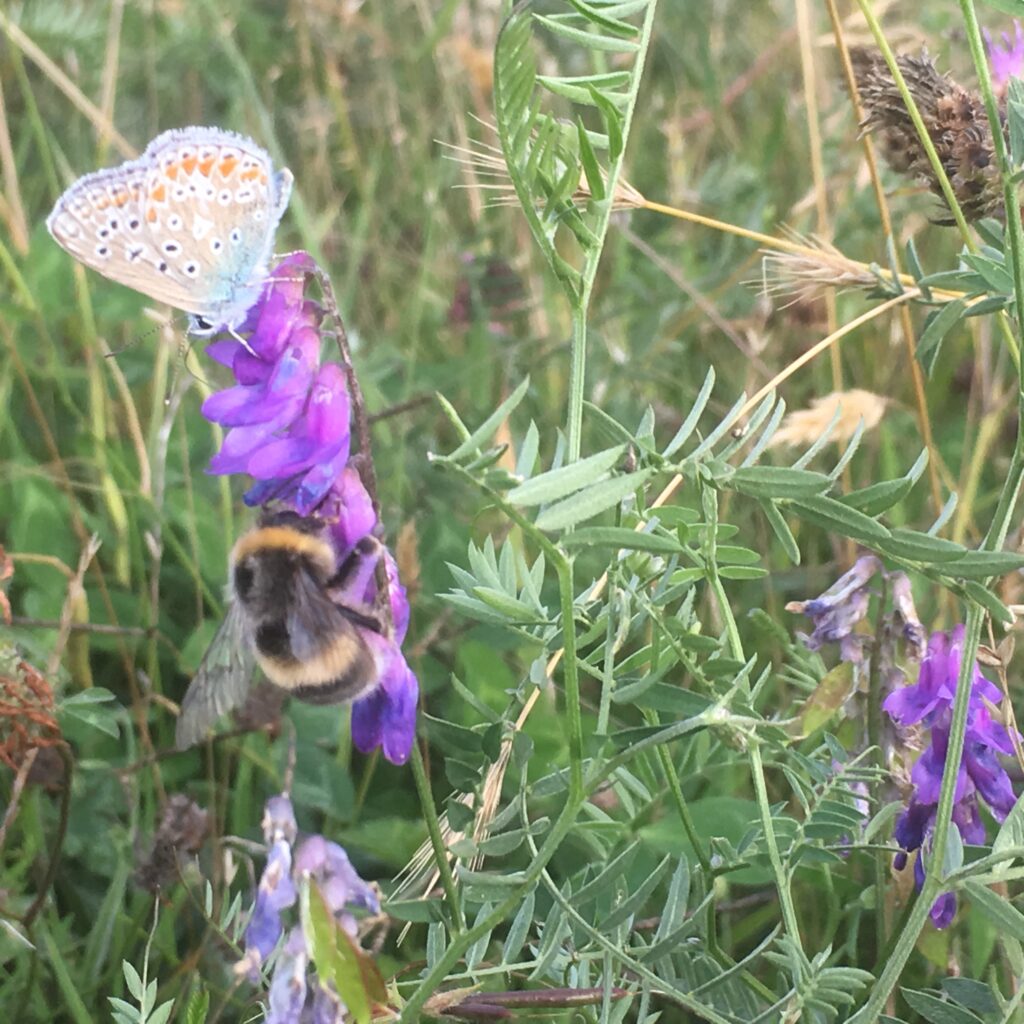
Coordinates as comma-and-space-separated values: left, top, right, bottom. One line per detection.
47, 126, 292, 330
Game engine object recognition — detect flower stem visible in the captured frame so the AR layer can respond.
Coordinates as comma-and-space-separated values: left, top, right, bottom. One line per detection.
409, 741, 465, 934
703, 483, 803, 951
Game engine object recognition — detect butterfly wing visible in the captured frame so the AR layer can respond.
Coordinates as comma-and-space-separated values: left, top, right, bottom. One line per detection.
175, 601, 258, 750
47, 127, 292, 326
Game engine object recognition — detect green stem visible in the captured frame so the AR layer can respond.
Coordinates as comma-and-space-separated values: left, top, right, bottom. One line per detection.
398, 528, 586, 1022
866, 577, 889, 959
566, 308, 588, 465
409, 742, 465, 934
960, 0, 1024, 327
652, 733, 711, 872
702, 484, 802, 947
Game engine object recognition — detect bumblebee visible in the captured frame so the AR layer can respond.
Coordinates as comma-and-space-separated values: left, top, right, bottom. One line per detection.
175, 511, 383, 749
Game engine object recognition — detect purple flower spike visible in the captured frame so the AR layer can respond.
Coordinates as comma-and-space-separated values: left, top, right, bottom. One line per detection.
886, 625, 1020, 928
202, 252, 419, 765
986, 21, 1024, 91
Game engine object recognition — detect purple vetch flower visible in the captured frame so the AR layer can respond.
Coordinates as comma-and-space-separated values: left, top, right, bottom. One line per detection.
985, 21, 1024, 92
201, 251, 420, 765
239, 795, 380, 1022
885, 625, 1019, 927
328, 540, 418, 766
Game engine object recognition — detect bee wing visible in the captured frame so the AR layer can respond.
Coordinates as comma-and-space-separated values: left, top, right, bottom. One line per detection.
175, 602, 258, 750
286, 567, 358, 662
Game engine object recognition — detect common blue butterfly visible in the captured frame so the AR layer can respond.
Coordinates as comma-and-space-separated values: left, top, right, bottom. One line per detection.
47, 126, 293, 332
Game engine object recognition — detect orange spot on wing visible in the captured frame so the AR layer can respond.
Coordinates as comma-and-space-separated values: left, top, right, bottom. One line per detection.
165, 163, 179, 180
240, 167, 260, 182
151, 183, 166, 203
182, 155, 197, 174
146, 208, 158, 223
199, 156, 216, 176
218, 155, 238, 176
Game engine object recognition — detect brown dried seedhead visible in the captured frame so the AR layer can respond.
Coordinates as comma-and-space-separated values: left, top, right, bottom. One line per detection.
0, 648, 62, 773
850, 47, 1003, 223
134, 793, 210, 892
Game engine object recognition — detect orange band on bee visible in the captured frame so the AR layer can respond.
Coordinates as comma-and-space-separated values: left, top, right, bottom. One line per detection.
232, 525, 335, 576
256, 630, 372, 690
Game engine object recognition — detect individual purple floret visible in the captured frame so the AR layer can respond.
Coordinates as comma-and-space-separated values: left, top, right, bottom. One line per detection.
885, 625, 1019, 927
202, 252, 419, 765
985, 20, 1024, 92
238, 795, 379, 1023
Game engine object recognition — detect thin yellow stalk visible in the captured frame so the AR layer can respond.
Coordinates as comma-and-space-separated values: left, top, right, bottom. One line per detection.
639, 198, 963, 301
97, 0, 125, 164
739, 291, 919, 420
795, 0, 841, 390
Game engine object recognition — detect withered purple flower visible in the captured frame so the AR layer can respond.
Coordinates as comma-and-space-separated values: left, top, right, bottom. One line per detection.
885, 625, 1018, 927
238, 795, 298, 981
202, 252, 419, 765
786, 555, 882, 664
239, 795, 380, 1023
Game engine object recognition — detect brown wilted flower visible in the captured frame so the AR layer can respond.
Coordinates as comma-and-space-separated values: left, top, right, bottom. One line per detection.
850, 47, 1002, 222
134, 793, 210, 892
768, 389, 889, 449
0, 647, 62, 772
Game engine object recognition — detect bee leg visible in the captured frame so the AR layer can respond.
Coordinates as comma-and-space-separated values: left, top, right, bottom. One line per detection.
328, 535, 382, 591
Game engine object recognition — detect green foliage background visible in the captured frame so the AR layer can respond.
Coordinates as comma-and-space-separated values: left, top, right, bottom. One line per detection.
5, 0, 1024, 1022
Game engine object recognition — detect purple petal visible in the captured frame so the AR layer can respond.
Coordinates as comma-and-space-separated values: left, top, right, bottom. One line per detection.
953, 800, 987, 846
311, 984, 346, 1024
894, 800, 933, 854
265, 928, 309, 1024
384, 551, 410, 645
263, 794, 298, 844
965, 742, 1017, 819
930, 892, 957, 929
324, 468, 377, 551
351, 641, 418, 765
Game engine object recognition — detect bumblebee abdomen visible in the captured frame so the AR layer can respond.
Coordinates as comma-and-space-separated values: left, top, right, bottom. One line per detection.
255, 628, 378, 704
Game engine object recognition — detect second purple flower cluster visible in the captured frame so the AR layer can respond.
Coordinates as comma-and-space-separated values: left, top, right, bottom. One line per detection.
885, 626, 1018, 927
237, 794, 380, 1024
202, 252, 417, 765
789, 558, 1019, 928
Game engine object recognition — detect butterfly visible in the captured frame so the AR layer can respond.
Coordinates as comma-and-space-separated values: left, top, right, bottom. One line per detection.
46, 126, 293, 333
